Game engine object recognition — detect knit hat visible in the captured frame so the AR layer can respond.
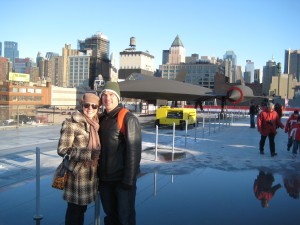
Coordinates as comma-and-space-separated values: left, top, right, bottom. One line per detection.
294, 110, 299, 115
81, 93, 100, 105
100, 81, 121, 101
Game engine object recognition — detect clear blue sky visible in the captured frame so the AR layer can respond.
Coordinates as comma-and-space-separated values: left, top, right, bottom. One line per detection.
1, 0, 299, 71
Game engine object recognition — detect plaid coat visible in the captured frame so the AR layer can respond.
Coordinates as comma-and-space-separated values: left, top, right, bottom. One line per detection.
57, 110, 99, 205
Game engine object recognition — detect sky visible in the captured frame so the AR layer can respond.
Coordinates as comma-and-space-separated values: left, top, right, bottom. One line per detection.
1, 0, 299, 71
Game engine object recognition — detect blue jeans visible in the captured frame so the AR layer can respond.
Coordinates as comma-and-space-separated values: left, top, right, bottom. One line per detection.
293, 140, 300, 154
99, 181, 137, 225
250, 114, 255, 127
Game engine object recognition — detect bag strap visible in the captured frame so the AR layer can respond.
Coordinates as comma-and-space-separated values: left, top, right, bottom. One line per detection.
118, 108, 129, 135
63, 154, 73, 172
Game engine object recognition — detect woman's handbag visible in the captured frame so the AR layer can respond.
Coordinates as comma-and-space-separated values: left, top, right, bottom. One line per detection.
52, 154, 71, 190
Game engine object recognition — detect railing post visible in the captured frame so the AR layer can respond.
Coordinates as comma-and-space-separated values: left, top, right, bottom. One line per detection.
172, 122, 175, 154
155, 125, 158, 161
33, 147, 43, 222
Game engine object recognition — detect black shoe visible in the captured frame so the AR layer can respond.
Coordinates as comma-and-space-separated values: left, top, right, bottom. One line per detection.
260, 151, 264, 155
271, 152, 277, 157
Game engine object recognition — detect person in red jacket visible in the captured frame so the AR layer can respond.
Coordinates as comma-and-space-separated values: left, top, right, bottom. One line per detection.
254, 171, 282, 208
257, 102, 284, 156
290, 117, 300, 158
285, 110, 299, 151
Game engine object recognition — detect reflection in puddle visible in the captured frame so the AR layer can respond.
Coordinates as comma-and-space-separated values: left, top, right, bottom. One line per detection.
253, 171, 282, 208
283, 173, 300, 199
136, 168, 300, 225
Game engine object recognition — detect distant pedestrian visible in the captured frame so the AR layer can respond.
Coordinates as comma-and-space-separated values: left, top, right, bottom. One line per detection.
249, 102, 257, 128
257, 102, 284, 157
274, 103, 283, 120
284, 110, 299, 151
254, 171, 282, 208
290, 117, 300, 158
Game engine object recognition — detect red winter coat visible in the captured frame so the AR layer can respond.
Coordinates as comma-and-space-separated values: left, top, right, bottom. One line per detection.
257, 109, 284, 136
290, 123, 300, 141
285, 114, 298, 137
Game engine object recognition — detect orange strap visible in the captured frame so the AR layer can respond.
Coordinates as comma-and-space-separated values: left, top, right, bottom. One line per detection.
118, 108, 129, 135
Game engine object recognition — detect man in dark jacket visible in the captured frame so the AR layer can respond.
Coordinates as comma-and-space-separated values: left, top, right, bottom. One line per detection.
98, 81, 142, 225
249, 102, 257, 128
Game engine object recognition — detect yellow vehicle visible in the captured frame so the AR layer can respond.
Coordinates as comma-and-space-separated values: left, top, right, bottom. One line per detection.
155, 106, 197, 130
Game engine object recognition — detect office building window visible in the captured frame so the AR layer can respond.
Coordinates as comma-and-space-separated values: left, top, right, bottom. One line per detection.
1, 95, 8, 101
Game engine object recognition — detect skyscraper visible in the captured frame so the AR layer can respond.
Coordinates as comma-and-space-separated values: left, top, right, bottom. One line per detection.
262, 59, 278, 96
223, 50, 237, 66
245, 60, 254, 83
223, 50, 237, 83
284, 49, 300, 81
168, 35, 185, 64
4, 41, 19, 69
62, 44, 78, 87
254, 69, 261, 83
78, 32, 110, 87
0, 42, 2, 56
162, 50, 169, 64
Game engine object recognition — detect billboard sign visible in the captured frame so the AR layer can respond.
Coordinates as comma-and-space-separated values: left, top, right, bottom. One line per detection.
9, 72, 30, 82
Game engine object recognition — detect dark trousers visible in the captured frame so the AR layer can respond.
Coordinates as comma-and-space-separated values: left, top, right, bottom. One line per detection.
65, 202, 87, 225
250, 114, 255, 127
260, 133, 276, 154
99, 181, 137, 225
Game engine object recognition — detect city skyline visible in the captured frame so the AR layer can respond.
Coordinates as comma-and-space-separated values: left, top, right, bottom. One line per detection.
0, 0, 299, 71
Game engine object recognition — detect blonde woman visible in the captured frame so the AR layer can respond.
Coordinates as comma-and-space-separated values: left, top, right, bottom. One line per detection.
57, 93, 101, 225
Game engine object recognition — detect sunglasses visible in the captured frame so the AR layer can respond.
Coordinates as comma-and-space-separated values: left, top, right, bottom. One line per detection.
83, 103, 98, 109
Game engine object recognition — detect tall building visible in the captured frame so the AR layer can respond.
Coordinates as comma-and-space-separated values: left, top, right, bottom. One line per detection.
62, 44, 78, 87
254, 69, 261, 83
78, 32, 110, 87
262, 58, 278, 96
235, 65, 243, 84
36, 52, 44, 67
162, 50, 169, 64
0, 42, 2, 56
0, 57, 12, 81
119, 37, 155, 80
284, 49, 300, 81
223, 50, 237, 66
4, 41, 19, 69
47, 56, 63, 86
223, 50, 237, 83
223, 59, 233, 82
14, 58, 32, 74
69, 51, 91, 87
168, 35, 185, 64
243, 71, 251, 84
245, 60, 254, 83
269, 73, 294, 99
